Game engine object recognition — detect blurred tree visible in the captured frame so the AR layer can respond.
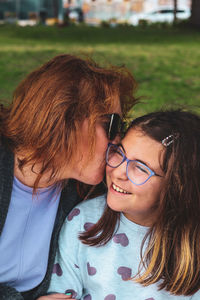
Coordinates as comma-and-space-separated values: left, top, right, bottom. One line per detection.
191, 0, 200, 27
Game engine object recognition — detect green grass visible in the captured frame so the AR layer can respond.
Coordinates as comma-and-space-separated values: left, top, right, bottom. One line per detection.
0, 24, 200, 116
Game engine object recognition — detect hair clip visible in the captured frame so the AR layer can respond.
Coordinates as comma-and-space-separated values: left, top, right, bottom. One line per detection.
162, 134, 178, 147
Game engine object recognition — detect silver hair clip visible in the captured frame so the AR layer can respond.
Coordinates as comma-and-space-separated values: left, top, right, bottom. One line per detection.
162, 134, 178, 147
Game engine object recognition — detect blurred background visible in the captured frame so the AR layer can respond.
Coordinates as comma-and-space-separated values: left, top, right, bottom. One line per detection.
0, 0, 199, 116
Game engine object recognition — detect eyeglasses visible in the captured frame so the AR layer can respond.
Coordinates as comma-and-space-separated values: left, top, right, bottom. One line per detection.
103, 113, 123, 141
106, 143, 163, 185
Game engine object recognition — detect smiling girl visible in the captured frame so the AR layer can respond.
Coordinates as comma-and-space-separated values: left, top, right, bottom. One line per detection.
45, 110, 200, 300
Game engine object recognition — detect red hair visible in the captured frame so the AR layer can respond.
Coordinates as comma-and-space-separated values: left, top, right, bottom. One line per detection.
0, 54, 137, 189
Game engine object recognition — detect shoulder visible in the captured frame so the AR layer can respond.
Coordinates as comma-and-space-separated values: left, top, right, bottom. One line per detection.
69, 194, 106, 221
78, 194, 106, 211
60, 179, 82, 216
0, 142, 14, 180
59, 194, 107, 243
0, 142, 13, 164
62, 194, 106, 229
0, 143, 14, 214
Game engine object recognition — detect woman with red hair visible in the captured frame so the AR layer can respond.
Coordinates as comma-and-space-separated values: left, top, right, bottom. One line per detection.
0, 54, 137, 300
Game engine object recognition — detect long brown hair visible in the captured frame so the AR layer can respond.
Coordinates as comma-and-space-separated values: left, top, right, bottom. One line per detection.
0, 54, 137, 190
80, 109, 200, 296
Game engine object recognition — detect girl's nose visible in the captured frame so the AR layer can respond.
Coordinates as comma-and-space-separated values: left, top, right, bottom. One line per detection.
111, 161, 128, 181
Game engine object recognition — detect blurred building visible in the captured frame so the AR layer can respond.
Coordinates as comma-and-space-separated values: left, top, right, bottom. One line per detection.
64, 0, 191, 24
0, 0, 191, 24
0, 0, 63, 23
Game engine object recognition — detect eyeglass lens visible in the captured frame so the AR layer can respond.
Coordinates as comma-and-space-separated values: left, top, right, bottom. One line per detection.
106, 144, 151, 185
108, 114, 122, 140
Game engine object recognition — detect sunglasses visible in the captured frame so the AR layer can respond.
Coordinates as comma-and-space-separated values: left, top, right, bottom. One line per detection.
103, 113, 124, 141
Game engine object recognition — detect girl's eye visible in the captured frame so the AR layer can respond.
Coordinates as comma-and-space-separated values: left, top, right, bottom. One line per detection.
111, 148, 123, 157
117, 149, 123, 156
136, 164, 149, 174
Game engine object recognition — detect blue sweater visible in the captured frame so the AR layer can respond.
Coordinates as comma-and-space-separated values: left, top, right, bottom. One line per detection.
48, 195, 200, 300
0, 143, 81, 300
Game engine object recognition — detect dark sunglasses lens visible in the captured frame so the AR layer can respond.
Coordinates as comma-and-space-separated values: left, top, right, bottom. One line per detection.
109, 114, 122, 140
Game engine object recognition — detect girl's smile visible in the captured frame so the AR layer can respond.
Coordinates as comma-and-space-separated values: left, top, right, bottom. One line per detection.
111, 182, 131, 194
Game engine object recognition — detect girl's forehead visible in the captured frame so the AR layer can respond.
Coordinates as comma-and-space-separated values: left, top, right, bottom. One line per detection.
122, 129, 164, 170
122, 128, 151, 148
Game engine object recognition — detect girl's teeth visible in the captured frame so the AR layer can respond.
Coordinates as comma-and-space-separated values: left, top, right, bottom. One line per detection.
112, 183, 129, 194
